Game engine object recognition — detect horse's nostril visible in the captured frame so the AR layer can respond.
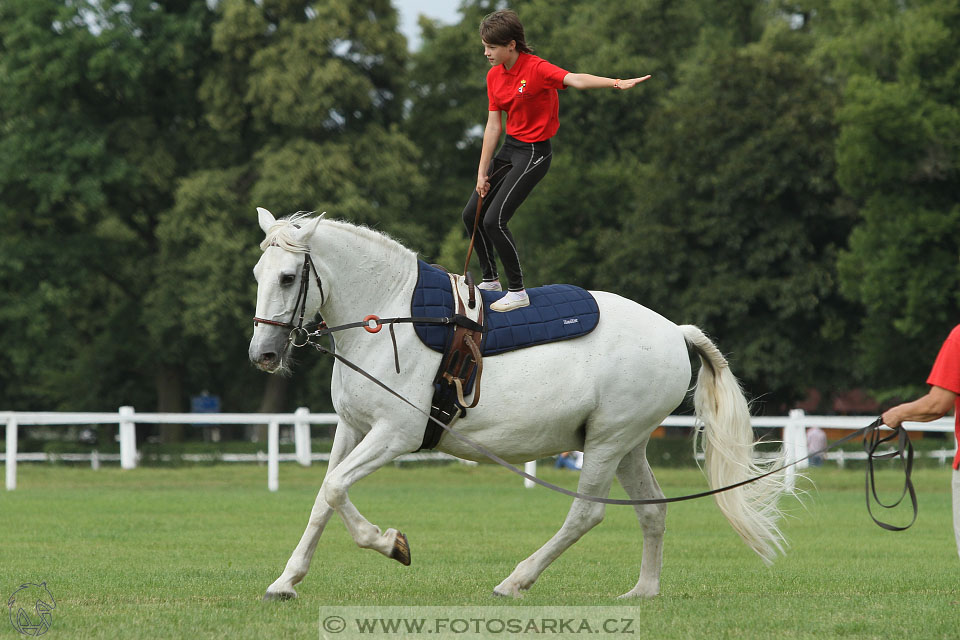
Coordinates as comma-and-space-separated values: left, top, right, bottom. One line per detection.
261, 352, 277, 364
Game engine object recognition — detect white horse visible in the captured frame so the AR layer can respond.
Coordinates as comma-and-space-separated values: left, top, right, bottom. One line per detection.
249, 208, 788, 600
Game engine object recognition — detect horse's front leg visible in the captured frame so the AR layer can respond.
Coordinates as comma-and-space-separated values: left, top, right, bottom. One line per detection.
322, 423, 418, 564
263, 423, 361, 601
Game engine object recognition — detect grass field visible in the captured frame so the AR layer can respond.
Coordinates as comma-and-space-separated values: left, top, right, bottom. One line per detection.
1, 462, 957, 639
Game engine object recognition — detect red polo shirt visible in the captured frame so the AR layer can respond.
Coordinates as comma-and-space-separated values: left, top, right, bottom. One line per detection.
926, 324, 960, 469
487, 52, 569, 143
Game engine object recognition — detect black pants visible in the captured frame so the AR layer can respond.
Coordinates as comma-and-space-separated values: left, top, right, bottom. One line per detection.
461, 136, 552, 291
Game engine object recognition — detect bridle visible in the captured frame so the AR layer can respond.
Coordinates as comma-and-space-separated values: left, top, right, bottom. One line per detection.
252, 251, 325, 347
251, 241, 482, 374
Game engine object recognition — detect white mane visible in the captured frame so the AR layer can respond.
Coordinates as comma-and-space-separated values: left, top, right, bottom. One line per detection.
260, 212, 317, 253
259, 213, 414, 262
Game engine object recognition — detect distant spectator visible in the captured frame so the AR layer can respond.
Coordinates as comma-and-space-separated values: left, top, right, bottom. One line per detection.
881, 324, 960, 560
806, 426, 827, 466
555, 451, 583, 471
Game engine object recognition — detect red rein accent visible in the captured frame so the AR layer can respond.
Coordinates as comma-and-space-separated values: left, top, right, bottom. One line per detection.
363, 315, 383, 333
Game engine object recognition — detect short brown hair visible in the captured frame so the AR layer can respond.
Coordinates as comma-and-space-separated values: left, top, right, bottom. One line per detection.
479, 9, 532, 53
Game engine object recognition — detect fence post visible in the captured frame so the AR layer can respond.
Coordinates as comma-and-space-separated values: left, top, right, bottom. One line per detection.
524, 460, 536, 489
6, 416, 17, 491
268, 420, 279, 492
119, 406, 137, 470
294, 407, 311, 467
783, 408, 808, 491
792, 408, 810, 470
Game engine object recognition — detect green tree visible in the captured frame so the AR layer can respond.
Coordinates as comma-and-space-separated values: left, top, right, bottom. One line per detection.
0, 0, 426, 425
827, 0, 960, 397
598, 23, 854, 408
403, 0, 495, 265
0, 0, 216, 422
155, 0, 427, 416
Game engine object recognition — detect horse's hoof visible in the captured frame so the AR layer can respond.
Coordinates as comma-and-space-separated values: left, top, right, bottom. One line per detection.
492, 584, 523, 599
391, 532, 411, 566
263, 589, 297, 601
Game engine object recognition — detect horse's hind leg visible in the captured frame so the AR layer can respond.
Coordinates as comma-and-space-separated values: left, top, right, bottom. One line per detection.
493, 446, 621, 598
615, 443, 666, 598
264, 423, 361, 601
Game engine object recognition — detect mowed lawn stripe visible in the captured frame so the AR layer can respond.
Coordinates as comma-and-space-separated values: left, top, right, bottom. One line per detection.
1, 464, 956, 638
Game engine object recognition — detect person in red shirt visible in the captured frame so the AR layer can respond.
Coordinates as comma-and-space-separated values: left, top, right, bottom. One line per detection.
882, 324, 960, 559
462, 9, 651, 312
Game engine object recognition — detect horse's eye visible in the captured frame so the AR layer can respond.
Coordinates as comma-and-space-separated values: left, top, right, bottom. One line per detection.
280, 273, 296, 286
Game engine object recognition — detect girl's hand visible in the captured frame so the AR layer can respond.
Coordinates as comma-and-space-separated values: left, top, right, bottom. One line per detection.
615, 75, 652, 90
476, 174, 490, 197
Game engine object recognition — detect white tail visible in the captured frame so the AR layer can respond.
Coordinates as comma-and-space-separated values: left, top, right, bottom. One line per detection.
680, 324, 788, 564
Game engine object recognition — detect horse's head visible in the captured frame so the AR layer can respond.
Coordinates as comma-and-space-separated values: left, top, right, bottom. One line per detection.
249, 207, 324, 373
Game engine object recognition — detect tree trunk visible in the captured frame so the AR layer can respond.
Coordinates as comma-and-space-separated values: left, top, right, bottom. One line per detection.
155, 364, 184, 442
251, 375, 289, 442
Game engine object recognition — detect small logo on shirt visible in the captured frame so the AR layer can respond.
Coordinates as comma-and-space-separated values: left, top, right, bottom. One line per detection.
518, 79, 526, 93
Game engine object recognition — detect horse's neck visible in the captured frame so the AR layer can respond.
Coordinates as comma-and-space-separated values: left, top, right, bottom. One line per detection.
312, 221, 418, 332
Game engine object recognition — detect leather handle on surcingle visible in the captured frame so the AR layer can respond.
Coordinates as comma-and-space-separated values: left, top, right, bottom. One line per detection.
465, 271, 476, 309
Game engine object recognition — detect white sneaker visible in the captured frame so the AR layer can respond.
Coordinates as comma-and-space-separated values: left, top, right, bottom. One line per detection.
490, 290, 529, 312
477, 280, 502, 291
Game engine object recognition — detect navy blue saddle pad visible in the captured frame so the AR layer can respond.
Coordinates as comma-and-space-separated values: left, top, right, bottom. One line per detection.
411, 260, 600, 356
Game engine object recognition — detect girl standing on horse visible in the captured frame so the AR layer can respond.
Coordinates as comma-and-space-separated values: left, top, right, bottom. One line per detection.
463, 9, 651, 312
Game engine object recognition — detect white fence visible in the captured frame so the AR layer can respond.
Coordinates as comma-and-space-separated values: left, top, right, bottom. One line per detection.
2, 408, 955, 492
1, 407, 464, 492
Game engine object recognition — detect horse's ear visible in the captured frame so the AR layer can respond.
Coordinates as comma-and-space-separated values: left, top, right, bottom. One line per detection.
298, 213, 325, 238
257, 207, 276, 235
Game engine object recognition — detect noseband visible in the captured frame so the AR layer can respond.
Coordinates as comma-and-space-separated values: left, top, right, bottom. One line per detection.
252, 252, 325, 347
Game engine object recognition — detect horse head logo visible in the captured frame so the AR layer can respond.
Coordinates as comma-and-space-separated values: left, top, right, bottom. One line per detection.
7, 582, 56, 636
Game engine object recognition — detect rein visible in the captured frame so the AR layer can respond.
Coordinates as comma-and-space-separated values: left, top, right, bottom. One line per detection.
289, 324, 917, 528
253, 252, 484, 366
863, 423, 917, 531
252, 251, 917, 530
464, 194, 483, 275
304, 313, 483, 375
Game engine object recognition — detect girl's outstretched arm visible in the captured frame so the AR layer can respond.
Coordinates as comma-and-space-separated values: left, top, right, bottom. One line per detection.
563, 73, 651, 90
